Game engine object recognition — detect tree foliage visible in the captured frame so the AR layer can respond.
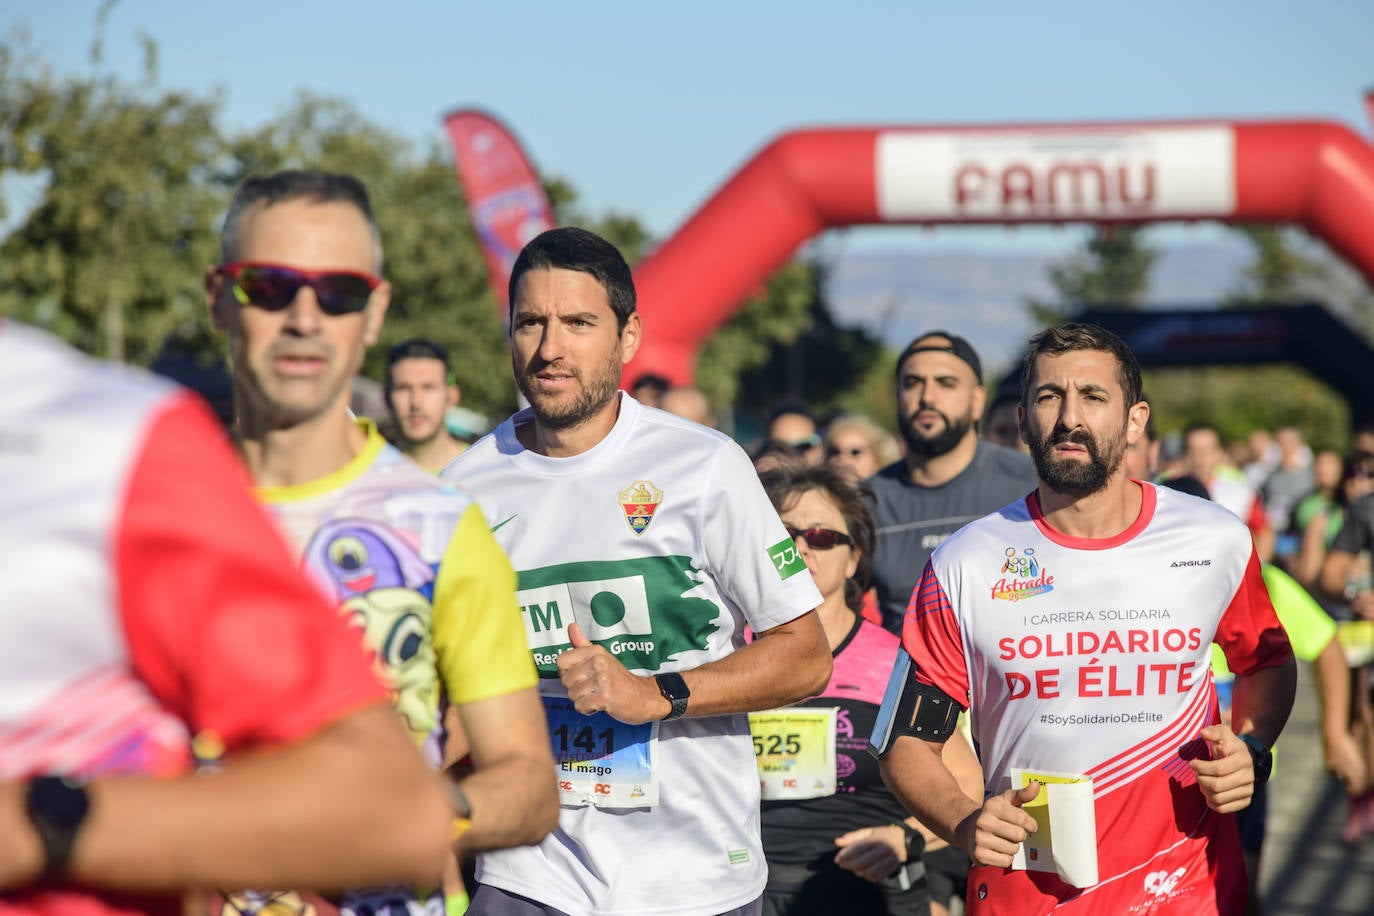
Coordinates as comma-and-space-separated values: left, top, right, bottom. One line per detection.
1025, 225, 1157, 325
726, 260, 887, 427
0, 31, 817, 420
0, 36, 225, 363
1224, 224, 1329, 306
1144, 365, 1350, 454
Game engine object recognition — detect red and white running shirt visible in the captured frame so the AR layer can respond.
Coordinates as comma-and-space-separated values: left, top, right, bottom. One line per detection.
0, 322, 384, 915
904, 482, 1291, 915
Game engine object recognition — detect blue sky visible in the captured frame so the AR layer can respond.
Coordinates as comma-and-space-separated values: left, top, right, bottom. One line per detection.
7, 0, 1373, 256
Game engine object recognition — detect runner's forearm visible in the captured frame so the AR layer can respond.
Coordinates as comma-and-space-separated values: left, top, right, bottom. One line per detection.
880, 735, 981, 851
1231, 655, 1298, 748
673, 610, 831, 716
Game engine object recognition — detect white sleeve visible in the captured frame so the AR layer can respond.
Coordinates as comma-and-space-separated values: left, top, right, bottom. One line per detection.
699, 440, 824, 632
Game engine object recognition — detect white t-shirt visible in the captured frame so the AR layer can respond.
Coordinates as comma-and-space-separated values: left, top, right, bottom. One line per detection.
903, 483, 1291, 914
442, 393, 823, 916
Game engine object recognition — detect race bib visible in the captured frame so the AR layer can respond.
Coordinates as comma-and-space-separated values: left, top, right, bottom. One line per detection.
543, 696, 658, 808
1009, 768, 1099, 888
748, 707, 837, 800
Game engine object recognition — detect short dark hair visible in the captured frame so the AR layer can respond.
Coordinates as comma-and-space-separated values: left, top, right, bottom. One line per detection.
507, 227, 636, 330
1160, 474, 1212, 501
631, 373, 671, 397
386, 338, 451, 388
759, 464, 877, 613
1183, 421, 1221, 442
219, 170, 383, 272
1020, 323, 1143, 409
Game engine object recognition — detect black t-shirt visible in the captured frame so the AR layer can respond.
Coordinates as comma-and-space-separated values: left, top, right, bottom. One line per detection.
759, 617, 930, 915
868, 442, 1037, 632
1332, 492, 1374, 556
759, 624, 910, 863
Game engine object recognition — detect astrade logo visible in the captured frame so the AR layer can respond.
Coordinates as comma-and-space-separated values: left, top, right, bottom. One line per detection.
991, 547, 1054, 601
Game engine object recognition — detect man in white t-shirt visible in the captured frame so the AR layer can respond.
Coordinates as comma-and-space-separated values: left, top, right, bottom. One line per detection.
875, 323, 1296, 915
442, 226, 831, 916
385, 338, 470, 473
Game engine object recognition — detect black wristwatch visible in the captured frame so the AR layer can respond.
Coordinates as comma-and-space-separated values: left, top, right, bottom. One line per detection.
895, 820, 925, 863
1238, 734, 1273, 784
655, 672, 690, 721
25, 775, 91, 876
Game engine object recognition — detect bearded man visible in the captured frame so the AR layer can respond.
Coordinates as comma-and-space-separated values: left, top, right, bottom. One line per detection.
876, 323, 1295, 916
441, 226, 831, 916
869, 332, 1037, 634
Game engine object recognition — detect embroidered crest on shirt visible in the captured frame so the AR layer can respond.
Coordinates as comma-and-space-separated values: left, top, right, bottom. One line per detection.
991, 546, 1055, 601
619, 480, 664, 535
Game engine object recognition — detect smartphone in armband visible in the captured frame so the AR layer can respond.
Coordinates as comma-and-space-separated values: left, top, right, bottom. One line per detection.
869, 648, 914, 758
868, 647, 962, 758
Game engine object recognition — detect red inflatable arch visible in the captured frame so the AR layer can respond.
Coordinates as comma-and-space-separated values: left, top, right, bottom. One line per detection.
628, 118, 1374, 384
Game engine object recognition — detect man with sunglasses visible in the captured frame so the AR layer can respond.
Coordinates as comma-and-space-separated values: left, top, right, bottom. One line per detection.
442, 226, 831, 916
764, 401, 825, 466
206, 170, 557, 914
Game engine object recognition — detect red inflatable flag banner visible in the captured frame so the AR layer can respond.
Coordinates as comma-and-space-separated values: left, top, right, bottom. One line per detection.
443, 109, 554, 312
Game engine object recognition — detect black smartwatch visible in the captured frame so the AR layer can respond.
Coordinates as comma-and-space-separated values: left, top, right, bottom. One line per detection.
25, 775, 91, 876
895, 820, 925, 863
1238, 734, 1273, 784
655, 672, 690, 721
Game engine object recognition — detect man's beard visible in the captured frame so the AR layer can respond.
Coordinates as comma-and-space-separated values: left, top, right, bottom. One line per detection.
401, 412, 445, 446
514, 348, 622, 431
900, 408, 973, 458
1029, 425, 1126, 497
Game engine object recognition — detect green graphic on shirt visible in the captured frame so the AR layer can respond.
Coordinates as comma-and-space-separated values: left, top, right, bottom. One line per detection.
516, 556, 721, 677
767, 536, 808, 581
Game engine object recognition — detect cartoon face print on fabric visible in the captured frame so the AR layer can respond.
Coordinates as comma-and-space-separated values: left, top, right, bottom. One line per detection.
304, 519, 432, 599
303, 519, 438, 738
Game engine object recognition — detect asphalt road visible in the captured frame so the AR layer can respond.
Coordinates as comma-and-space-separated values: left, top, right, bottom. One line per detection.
1260, 660, 1374, 915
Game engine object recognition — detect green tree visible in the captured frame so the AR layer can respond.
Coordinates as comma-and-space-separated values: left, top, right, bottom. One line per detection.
727, 260, 886, 425
0, 34, 227, 364
0, 31, 818, 422
1144, 365, 1349, 454
1025, 225, 1157, 325
694, 260, 820, 412
1225, 224, 1328, 305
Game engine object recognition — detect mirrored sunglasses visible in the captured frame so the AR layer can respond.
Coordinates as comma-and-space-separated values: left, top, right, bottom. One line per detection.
785, 525, 854, 550
218, 261, 379, 316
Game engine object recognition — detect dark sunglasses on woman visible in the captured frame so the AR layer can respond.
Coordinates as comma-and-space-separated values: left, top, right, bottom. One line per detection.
785, 526, 854, 550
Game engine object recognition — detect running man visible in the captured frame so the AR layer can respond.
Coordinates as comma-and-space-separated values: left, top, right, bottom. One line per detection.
443, 226, 832, 916
877, 323, 1296, 914
206, 170, 557, 913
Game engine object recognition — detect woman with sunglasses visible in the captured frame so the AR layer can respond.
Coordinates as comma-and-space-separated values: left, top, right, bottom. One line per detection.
823, 413, 900, 482
754, 465, 982, 916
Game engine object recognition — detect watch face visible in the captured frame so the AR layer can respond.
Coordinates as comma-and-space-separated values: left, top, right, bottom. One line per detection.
1239, 735, 1272, 781
28, 776, 89, 829
657, 672, 689, 701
